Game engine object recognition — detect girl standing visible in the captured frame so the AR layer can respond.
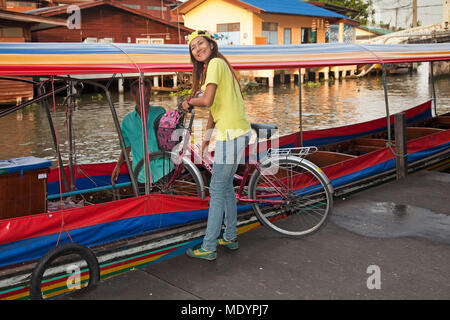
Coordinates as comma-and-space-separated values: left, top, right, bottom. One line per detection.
182, 30, 251, 261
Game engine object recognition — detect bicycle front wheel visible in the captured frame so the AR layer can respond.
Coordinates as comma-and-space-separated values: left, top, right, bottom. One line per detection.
133, 151, 204, 198
248, 157, 333, 238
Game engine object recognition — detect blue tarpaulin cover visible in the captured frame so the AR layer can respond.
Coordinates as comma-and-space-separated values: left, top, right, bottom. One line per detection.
0, 156, 51, 174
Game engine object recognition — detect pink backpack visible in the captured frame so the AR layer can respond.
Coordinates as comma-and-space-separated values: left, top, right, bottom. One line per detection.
156, 108, 184, 151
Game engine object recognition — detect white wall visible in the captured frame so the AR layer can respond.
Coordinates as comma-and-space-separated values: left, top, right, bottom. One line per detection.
183, 0, 255, 45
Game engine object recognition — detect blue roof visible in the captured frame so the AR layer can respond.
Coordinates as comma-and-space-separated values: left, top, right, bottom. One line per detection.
240, 0, 348, 19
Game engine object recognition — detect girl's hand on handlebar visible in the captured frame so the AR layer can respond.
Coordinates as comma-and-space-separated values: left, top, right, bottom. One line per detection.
181, 100, 193, 112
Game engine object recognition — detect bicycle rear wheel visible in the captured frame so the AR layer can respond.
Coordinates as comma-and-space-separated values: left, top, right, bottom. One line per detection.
248, 157, 333, 238
133, 151, 204, 198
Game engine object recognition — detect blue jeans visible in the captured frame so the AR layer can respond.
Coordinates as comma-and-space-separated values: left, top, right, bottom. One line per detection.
202, 131, 251, 252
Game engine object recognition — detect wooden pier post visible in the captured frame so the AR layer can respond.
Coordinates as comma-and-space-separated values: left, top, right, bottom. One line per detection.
173, 74, 178, 88
118, 78, 124, 94
394, 112, 408, 179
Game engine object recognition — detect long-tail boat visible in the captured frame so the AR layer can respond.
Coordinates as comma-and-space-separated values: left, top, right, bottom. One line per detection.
0, 42, 449, 299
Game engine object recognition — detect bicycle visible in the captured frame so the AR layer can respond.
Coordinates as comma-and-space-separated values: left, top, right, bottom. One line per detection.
133, 108, 334, 238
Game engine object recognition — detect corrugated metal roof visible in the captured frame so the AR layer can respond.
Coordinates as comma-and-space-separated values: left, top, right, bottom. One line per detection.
24, 6, 60, 14
365, 27, 393, 35
240, 0, 348, 19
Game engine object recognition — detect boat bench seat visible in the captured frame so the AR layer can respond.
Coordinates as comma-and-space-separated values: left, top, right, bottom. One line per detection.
354, 138, 387, 148
306, 151, 356, 168
434, 116, 450, 129
250, 123, 278, 141
436, 116, 450, 124
406, 127, 445, 140
353, 138, 389, 154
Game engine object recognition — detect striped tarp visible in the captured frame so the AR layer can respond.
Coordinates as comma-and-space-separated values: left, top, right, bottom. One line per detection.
0, 42, 449, 75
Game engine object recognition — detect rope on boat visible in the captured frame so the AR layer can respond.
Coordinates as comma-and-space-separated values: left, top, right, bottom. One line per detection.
352, 43, 414, 159
354, 43, 393, 144
386, 141, 409, 158
50, 76, 74, 245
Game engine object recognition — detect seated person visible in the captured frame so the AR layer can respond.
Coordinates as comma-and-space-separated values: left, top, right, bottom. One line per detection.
111, 79, 167, 193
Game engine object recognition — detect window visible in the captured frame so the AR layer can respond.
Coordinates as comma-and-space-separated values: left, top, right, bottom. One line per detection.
217, 23, 240, 32
326, 24, 339, 43
262, 22, 277, 31
343, 24, 355, 43
6, 1, 36, 7
99, 38, 114, 43
136, 38, 164, 44
122, 4, 140, 9
150, 38, 164, 44
83, 37, 98, 43
262, 22, 278, 45
136, 38, 151, 44
301, 27, 315, 43
0, 27, 23, 37
147, 6, 167, 11
217, 23, 240, 45
284, 28, 291, 44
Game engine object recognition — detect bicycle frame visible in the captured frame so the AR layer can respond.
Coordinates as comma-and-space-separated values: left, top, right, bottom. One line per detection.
166, 111, 289, 205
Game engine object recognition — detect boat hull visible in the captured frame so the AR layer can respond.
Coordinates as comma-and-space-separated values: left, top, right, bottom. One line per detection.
0, 100, 449, 300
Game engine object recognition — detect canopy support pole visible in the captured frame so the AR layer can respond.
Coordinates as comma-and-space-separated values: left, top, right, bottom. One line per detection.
39, 86, 70, 193
298, 68, 303, 147
66, 84, 75, 191
56, 76, 140, 198
429, 61, 437, 116
381, 64, 392, 143
103, 85, 140, 198
0, 83, 68, 118
107, 42, 149, 197
59, 81, 82, 193
139, 74, 151, 196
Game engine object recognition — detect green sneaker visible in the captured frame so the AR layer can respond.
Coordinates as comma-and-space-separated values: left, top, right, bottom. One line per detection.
186, 247, 217, 261
218, 237, 239, 250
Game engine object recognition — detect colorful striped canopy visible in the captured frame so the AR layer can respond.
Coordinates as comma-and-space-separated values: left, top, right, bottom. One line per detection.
0, 42, 449, 76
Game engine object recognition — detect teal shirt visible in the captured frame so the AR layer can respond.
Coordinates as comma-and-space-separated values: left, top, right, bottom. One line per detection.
121, 105, 167, 183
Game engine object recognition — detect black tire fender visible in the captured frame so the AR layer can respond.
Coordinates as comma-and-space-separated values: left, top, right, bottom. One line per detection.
30, 243, 100, 300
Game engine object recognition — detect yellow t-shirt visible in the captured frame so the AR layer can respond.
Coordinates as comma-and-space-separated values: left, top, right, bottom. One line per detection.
202, 58, 251, 141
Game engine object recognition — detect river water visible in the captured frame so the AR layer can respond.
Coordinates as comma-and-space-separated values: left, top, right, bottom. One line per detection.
1, 63, 449, 166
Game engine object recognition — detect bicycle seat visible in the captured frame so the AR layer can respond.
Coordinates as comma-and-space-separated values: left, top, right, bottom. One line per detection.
250, 123, 278, 140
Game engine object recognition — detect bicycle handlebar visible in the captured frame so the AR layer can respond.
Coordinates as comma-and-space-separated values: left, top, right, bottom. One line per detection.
175, 102, 195, 133
178, 102, 194, 114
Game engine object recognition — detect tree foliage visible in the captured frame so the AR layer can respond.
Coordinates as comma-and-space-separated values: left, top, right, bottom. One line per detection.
310, 0, 375, 25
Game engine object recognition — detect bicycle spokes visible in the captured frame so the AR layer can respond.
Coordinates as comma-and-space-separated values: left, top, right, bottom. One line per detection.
249, 157, 332, 237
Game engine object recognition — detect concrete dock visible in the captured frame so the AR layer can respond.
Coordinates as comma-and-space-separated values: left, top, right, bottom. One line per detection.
62, 170, 450, 301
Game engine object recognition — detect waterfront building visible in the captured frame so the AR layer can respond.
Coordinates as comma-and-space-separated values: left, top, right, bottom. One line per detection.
355, 26, 392, 43
112, 0, 183, 23
177, 0, 357, 45
0, 9, 66, 104
177, 0, 359, 86
28, 0, 192, 44
0, 0, 183, 24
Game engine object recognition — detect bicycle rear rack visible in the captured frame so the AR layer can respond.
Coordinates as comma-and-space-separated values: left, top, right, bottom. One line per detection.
267, 146, 318, 158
